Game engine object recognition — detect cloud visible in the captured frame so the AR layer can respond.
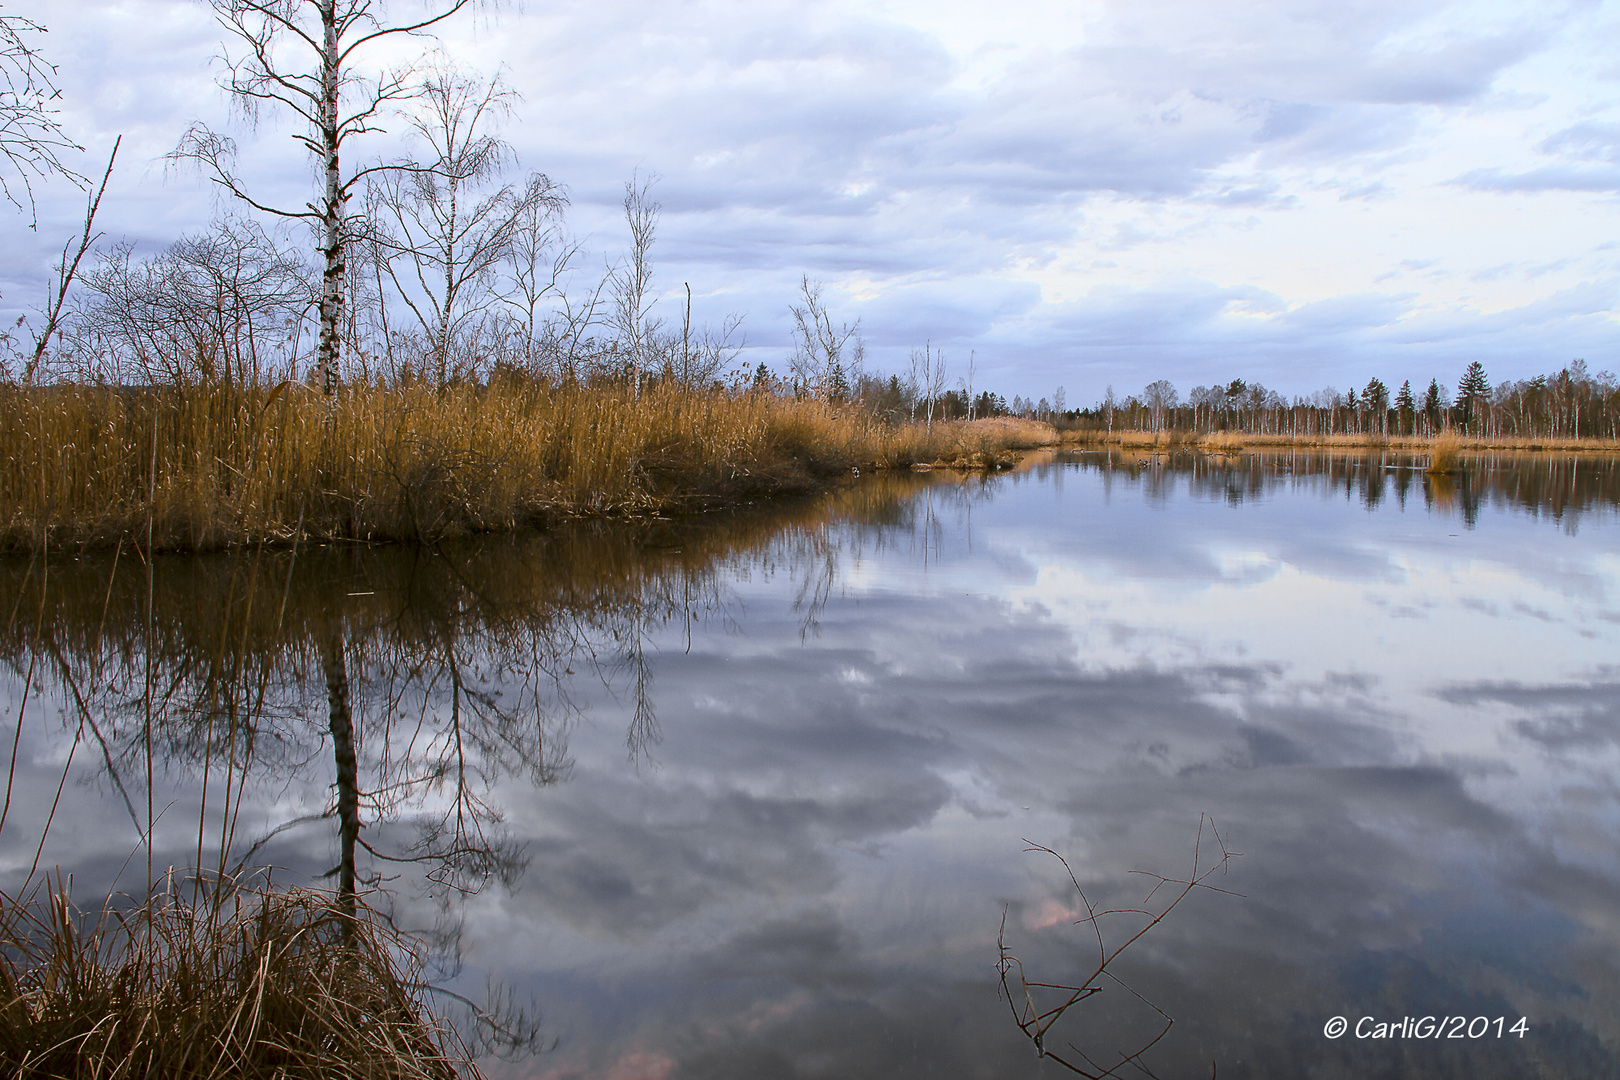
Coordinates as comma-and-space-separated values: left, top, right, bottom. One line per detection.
3, 0, 1614, 399
1457, 164, 1620, 192
1454, 120, 1620, 192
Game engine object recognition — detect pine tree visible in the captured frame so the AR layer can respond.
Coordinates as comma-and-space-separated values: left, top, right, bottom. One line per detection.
1423, 379, 1446, 434
826, 359, 849, 403
1395, 379, 1416, 435
1457, 361, 1491, 434
1362, 377, 1390, 436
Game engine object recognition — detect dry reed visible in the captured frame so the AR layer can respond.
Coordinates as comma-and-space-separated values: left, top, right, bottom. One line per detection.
1197, 431, 1246, 453
0, 878, 476, 1079
0, 381, 1055, 553
1426, 430, 1463, 474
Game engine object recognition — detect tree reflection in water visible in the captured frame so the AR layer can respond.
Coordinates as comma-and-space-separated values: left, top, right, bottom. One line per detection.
0, 473, 969, 949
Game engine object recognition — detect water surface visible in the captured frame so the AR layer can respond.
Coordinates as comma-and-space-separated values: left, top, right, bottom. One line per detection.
4, 449, 1619, 1078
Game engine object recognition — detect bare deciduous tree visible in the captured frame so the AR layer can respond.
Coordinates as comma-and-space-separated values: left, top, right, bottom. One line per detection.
173, 0, 472, 396
910, 341, 947, 430
370, 69, 564, 387
497, 171, 579, 378
789, 275, 862, 402
666, 295, 745, 390
612, 174, 661, 396
80, 217, 313, 386
1142, 379, 1177, 433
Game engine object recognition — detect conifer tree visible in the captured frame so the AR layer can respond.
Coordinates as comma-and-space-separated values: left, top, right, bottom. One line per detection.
1395, 379, 1416, 435
1423, 379, 1446, 434
1458, 361, 1491, 434
1362, 377, 1389, 435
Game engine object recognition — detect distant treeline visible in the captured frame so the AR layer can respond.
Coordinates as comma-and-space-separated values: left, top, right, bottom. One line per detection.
1062, 361, 1619, 440
820, 359, 1618, 444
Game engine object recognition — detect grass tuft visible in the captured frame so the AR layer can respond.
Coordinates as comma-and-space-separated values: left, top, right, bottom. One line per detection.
0, 879, 476, 1079
1426, 430, 1463, 474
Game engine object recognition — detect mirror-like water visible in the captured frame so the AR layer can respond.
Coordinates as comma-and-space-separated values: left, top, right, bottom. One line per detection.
4, 450, 1619, 1078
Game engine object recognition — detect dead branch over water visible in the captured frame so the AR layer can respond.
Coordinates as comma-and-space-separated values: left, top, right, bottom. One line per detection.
999, 820, 1241, 1079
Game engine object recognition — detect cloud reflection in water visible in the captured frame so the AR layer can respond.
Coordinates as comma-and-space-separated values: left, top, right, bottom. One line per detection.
3, 453, 1618, 1077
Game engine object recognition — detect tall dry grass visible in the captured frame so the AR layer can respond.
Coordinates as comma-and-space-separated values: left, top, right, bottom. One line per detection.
1426, 429, 1463, 474
0, 879, 477, 1079
0, 381, 1055, 552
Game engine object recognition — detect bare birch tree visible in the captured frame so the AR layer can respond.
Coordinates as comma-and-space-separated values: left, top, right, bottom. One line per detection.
910, 341, 947, 430
173, 0, 472, 396
498, 172, 578, 377
611, 175, 660, 395
1143, 379, 1176, 432
370, 68, 563, 386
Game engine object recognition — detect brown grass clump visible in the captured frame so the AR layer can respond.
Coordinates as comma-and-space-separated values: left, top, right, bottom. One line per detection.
914, 417, 1058, 467
0, 880, 476, 1079
1426, 430, 1463, 474
1113, 430, 1180, 449
0, 381, 1051, 553
1199, 431, 1246, 454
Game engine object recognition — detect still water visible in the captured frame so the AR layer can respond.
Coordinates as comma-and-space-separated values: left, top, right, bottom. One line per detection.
3, 449, 1619, 1078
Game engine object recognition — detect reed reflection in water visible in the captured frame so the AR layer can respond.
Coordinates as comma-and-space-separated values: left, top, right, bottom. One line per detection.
0, 475, 955, 917
2, 454, 1619, 1077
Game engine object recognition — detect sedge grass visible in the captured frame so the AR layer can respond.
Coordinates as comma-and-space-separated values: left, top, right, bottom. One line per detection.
0, 878, 477, 1079
0, 381, 1055, 553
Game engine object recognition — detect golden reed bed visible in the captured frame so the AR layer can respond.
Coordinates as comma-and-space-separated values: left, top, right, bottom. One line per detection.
0, 381, 1056, 553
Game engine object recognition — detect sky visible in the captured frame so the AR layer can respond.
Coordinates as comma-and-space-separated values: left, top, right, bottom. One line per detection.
2, 0, 1618, 403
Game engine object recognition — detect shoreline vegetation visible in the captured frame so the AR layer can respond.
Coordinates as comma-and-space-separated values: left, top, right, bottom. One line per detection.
1063, 427, 1620, 454
7, 376, 1617, 557
0, 379, 1058, 555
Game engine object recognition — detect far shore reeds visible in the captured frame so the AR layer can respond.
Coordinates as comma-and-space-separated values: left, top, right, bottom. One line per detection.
1063, 428, 1620, 455
0, 379, 1056, 554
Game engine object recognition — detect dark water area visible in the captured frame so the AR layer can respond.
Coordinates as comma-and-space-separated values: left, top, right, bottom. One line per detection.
3, 450, 1619, 1078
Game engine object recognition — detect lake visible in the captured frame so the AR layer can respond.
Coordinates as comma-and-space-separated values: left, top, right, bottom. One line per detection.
3, 448, 1618, 1078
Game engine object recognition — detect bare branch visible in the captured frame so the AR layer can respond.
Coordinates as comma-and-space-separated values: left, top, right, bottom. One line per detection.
0, 11, 86, 223
22, 136, 118, 383
997, 818, 1241, 1078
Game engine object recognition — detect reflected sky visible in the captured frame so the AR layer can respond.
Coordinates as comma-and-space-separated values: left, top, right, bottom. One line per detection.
3, 453, 1619, 1078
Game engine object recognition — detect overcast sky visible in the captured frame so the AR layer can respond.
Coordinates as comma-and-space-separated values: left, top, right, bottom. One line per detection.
3, 0, 1618, 402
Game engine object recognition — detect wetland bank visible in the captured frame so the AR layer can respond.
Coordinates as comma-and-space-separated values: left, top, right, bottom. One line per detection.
3, 449, 1618, 1077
